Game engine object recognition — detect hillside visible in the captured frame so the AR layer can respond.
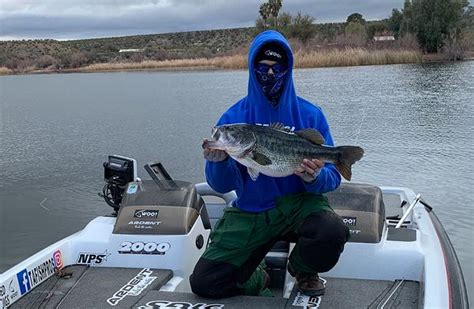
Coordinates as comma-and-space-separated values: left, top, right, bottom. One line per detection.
0, 28, 256, 71
2, 17, 472, 74
0, 23, 357, 71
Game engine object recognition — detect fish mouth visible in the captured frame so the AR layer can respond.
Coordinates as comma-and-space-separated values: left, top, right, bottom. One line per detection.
202, 127, 227, 150
202, 139, 226, 150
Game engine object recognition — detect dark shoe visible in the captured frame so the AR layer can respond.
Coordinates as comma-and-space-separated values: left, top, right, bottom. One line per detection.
262, 268, 271, 289
259, 268, 273, 297
288, 263, 325, 296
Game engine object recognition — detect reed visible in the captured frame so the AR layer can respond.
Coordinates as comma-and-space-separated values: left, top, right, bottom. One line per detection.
78, 48, 420, 73
0, 67, 13, 75
294, 48, 422, 68
209, 55, 247, 69
1, 48, 422, 75
78, 55, 248, 72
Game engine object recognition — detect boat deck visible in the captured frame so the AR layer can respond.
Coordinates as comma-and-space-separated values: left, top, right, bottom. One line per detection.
11, 265, 419, 308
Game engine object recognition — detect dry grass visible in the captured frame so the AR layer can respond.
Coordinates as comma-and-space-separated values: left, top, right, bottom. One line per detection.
294, 48, 422, 68
77, 48, 420, 73
1, 48, 422, 75
78, 55, 248, 72
0, 67, 13, 75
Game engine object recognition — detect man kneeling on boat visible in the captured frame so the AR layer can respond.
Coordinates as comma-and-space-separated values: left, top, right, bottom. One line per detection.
190, 30, 350, 298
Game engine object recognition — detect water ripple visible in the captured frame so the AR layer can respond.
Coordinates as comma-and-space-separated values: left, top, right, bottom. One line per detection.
1, 63, 473, 299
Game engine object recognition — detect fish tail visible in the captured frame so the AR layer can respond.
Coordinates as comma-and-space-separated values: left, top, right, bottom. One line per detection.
335, 146, 364, 181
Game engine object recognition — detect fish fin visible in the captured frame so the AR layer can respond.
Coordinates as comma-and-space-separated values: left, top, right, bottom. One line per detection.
269, 122, 289, 131
295, 128, 326, 145
336, 163, 352, 181
335, 146, 365, 181
252, 151, 272, 166
247, 167, 260, 181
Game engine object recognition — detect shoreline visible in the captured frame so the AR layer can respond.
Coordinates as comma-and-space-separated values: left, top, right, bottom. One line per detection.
1, 49, 472, 76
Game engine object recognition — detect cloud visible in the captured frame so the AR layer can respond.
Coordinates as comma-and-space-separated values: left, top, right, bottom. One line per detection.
0, 0, 404, 40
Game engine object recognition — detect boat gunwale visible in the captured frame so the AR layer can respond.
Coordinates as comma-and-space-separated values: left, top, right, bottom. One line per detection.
427, 207, 470, 309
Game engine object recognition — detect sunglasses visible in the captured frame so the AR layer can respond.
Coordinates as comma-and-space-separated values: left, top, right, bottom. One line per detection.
254, 63, 287, 74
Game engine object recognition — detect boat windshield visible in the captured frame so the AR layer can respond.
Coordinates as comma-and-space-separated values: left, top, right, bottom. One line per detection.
121, 179, 201, 210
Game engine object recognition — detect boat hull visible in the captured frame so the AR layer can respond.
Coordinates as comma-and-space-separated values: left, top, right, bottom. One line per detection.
0, 183, 468, 308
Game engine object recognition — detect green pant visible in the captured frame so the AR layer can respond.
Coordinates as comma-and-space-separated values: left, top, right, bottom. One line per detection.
201, 192, 334, 296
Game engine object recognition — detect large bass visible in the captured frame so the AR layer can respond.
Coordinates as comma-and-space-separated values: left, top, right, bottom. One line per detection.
203, 123, 364, 181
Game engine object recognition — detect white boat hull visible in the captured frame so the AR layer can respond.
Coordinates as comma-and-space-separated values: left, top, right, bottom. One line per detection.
0, 183, 468, 308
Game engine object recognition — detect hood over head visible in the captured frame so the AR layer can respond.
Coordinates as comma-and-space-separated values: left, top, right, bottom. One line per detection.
247, 30, 296, 108
216, 30, 306, 129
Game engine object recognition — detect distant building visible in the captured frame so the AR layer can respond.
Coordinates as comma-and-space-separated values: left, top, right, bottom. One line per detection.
373, 36, 395, 41
118, 49, 144, 53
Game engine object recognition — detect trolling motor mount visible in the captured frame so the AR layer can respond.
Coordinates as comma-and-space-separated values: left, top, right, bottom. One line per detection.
101, 155, 137, 211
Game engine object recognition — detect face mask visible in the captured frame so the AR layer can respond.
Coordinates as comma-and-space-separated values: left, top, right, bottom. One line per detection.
254, 64, 288, 105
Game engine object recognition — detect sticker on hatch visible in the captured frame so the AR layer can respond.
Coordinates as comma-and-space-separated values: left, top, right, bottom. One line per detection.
134, 209, 159, 219
341, 216, 357, 226
127, 183, 139, 194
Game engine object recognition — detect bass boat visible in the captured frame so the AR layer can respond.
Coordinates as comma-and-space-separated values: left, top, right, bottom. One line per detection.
0, 155, 469, 308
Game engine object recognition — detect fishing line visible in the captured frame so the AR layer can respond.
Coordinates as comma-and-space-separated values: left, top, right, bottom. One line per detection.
353, 101, 368, 145
39, 197, 50, 211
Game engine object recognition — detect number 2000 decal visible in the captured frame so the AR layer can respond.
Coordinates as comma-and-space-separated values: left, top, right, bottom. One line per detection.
118, 241, 170, 255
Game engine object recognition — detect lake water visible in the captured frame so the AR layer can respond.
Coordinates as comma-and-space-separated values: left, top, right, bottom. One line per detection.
1, 63, 473, 301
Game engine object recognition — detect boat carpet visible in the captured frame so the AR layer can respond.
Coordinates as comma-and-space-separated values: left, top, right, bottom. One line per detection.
286, 277, 419, 308
10, 265, 173, 309
10, 265, 419, 308
134, 278, 419, 308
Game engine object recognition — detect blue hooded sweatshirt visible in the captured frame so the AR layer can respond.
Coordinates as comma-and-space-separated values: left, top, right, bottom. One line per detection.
205, 30, 341, 213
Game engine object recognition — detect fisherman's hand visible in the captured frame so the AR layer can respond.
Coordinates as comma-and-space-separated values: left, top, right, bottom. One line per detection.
203, 148, 228, 162
295, 159, 324, 183
203, 139, 228, 162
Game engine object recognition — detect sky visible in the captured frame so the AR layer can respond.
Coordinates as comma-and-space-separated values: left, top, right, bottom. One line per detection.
0, 0, 406, 41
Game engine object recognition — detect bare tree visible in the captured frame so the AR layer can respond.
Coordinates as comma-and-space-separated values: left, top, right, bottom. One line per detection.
36, 55, 57, 69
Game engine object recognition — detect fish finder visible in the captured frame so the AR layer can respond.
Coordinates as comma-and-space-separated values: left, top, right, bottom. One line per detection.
101, 155, 137, 211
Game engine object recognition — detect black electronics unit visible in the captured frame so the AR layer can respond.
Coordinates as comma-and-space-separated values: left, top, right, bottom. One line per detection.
101, 155, 137, 212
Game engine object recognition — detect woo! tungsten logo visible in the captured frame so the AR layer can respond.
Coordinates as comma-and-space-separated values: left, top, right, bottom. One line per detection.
133, 209, 159, 219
